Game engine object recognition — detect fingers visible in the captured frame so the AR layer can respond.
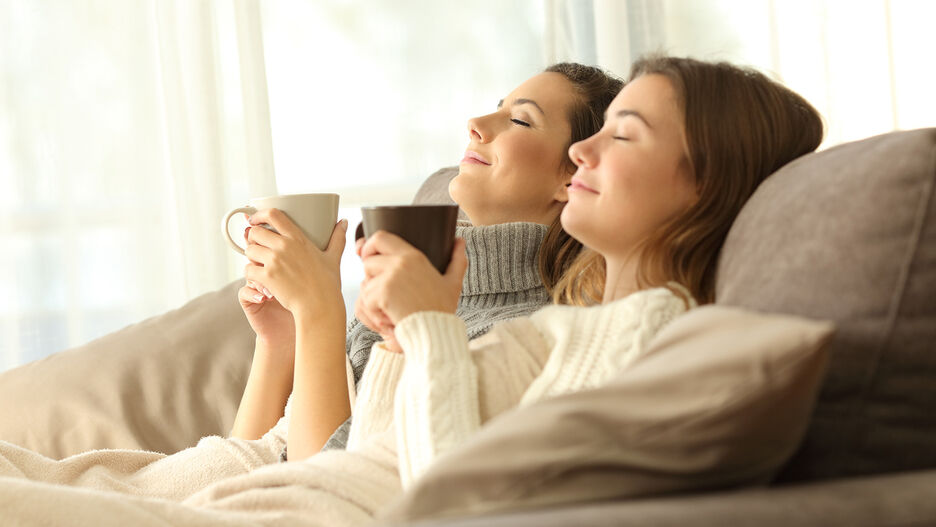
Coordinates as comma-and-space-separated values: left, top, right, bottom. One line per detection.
360, 230, 415, 260
324, 219, 349, 262
248, 208, 302, 240
355, 294, 387, 333
380, 331, 403, 354
356, 279, 395, 333
238, 284, 267, 305
246, 221, 284, 249
361, 254, 393, 279
355, 237, 365, 257
243, 265, 274, 299
244, 242, 274, 266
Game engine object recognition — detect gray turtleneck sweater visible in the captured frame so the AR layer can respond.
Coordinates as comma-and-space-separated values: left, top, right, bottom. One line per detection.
322, 221, 551, 451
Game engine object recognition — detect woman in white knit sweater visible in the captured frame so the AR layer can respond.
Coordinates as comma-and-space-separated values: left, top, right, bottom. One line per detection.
0, 57, 824, 525
351, 56, 824, 492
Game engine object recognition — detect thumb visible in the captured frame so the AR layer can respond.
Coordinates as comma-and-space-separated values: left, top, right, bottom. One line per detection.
443, 238, 468, 286
325, 219, 349, 261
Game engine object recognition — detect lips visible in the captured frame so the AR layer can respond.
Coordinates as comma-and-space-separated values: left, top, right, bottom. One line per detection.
461, 150, 491, 165
569, 176, 599, 194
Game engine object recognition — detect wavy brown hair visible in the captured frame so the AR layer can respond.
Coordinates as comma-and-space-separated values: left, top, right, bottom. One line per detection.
537, 63, 624, 294
553, 56, 824, 305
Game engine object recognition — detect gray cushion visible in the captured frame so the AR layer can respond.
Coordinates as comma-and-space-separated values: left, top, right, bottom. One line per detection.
413, 166, 469, 221
716, 128, 936, 482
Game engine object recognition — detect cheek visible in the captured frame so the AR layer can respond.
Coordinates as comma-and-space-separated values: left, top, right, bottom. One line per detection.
505, 135, 562, 174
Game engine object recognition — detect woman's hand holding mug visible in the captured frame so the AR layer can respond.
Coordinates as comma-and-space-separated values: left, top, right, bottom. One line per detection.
356, 230, 467, 344
243, 208, 348, 323
222, 193, 346, 333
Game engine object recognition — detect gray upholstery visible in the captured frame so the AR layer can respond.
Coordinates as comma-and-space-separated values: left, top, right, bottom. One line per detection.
716, 128, 936, 482
413, 166, 469, 221
402, 469, 936, 527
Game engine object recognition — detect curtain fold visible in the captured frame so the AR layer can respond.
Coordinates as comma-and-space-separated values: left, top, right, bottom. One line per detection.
0, 0, 276, 370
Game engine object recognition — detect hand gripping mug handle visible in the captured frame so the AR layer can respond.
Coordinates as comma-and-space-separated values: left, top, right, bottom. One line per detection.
222, 206, 258, 255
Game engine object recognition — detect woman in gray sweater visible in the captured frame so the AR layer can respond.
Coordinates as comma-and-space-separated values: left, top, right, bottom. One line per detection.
230, 63, 624, 459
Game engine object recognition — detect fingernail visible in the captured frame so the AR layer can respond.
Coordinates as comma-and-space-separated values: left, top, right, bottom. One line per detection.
340, 219, 349, 230
263, 288, 272, 298
253, 294, 265, 303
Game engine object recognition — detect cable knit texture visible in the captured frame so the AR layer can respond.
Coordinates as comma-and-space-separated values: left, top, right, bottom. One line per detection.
377, 285, 694, 487
319, 221, 551, 451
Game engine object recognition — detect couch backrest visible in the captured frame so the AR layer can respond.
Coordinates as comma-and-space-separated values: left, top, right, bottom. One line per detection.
716, 128, 936, 482
412, 166, 469, 221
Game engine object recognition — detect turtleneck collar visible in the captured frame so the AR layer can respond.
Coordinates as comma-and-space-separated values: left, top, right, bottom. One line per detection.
456, 221, 549, 296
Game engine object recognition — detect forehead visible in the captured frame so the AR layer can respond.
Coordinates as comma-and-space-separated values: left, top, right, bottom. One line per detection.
609, 74, 682, 128
503, 72, 576, 116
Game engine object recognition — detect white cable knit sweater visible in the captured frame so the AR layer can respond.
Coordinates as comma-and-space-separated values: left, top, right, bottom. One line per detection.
348, 285, 694, 488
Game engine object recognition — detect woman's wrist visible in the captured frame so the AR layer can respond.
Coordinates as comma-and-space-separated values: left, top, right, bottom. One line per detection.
254, 334, 296, 354
290, 289, 346, 327
293, 308, 347, 346
251, 338, 296, 377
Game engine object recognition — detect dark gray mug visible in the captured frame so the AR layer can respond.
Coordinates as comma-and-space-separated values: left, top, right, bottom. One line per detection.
359, 204, 460, 273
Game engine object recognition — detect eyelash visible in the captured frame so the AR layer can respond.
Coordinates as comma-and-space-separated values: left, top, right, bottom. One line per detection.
511, 118, 531, 127
613, 136, 630, 141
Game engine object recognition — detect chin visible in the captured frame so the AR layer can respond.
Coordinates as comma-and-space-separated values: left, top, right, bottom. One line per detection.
560, 205, 592, 247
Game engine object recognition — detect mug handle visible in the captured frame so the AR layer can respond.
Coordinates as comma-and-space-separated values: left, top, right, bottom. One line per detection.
222, 206, 258, 255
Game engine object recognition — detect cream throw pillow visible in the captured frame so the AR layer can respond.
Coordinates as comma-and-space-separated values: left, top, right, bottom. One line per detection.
0, 280, 255, 459
379, 305, 834, 522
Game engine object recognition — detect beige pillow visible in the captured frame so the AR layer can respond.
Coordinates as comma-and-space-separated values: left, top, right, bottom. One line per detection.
0, 280, 255, 459
379, 305, 834, 523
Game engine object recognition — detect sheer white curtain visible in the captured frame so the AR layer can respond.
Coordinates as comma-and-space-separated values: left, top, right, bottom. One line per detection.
2, 0, 547, 372
546, 0, 936, 148
0, 0, 275, 371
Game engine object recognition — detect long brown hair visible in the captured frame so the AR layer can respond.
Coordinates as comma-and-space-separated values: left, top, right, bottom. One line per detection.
553, 56, 824, 305
537, 63, 624, 293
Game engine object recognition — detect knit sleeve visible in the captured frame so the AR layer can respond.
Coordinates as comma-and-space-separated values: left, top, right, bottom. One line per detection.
345, 342, 406, 450
392, 311, 550, 488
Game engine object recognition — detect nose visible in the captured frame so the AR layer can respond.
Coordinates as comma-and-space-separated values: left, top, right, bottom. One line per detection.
467, 114, 492, 143
568, 136, 597, 168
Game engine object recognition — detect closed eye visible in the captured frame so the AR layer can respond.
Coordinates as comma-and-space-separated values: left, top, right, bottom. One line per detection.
613, 136, 630, 141
511, 118, 531, 127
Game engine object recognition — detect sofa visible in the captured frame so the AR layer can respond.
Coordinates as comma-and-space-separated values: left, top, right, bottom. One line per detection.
0, 128, 933, 526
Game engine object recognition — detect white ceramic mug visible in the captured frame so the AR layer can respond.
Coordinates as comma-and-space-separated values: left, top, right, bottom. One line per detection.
222, 193, 340, 255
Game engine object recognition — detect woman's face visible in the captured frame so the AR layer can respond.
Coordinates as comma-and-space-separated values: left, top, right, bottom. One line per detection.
561, 74, 698, 261
449, 72, 576, 226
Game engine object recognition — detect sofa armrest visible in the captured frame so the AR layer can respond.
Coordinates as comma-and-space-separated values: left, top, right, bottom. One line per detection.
391, 469, 936, 527
0, 280, 255, 459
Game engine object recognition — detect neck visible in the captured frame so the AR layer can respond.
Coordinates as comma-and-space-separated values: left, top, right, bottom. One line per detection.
602, 255, 640, 303
457, 221, 549, 298
464, 202, 565, 228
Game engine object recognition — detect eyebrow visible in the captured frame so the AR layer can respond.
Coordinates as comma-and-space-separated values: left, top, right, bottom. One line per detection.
605, 109, 653, 129
497, 98, 546, 116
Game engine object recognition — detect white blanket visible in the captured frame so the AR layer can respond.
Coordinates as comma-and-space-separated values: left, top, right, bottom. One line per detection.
0, 431, 401, 527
